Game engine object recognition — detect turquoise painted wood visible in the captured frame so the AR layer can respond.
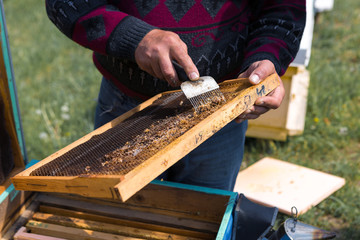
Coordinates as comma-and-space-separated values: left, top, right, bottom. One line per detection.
0, 0, 27, 163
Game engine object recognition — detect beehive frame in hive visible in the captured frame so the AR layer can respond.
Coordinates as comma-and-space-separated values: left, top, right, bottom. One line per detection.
12, 74, 279, 202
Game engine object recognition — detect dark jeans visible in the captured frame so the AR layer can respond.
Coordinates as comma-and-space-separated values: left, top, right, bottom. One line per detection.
95, 78, 247, 191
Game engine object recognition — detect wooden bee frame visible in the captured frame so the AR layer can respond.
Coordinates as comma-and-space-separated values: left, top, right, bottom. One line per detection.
12, 74, 279, 202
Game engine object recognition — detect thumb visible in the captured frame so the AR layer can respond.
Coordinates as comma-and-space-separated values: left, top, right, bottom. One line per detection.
248, 60, 276, 85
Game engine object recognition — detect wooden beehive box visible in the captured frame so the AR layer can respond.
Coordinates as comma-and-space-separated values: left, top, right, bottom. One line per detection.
0, 3, 30, 235
3, 176, 237, 240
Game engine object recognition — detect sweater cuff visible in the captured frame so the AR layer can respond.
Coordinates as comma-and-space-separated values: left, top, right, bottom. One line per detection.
107, 16, 158, 61
240, 52, 282, 76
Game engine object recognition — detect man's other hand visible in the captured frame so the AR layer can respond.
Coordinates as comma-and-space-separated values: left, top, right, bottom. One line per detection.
235, 60, 285, 123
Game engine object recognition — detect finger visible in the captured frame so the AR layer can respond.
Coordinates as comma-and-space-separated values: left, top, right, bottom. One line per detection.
255, 96, 282, 110
255, 81, 285, 109
160, 58, 182, 87
172, 47, 199, 81
248, 60, 275, 84
238, 71, 249, 78
238, 64, 256, 78
239, 106, 269, 119
150, 59, 164, 80
251, 105, 270, 115
235, 112, 262, 122
235, 117, 244, 123
177, 57, 199, 80
237, 107, 253, 119
243, 113, 261, 120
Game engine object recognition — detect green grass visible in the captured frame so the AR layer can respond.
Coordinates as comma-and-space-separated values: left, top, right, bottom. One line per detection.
3, 0, 360, 239
3, 0, 101, 158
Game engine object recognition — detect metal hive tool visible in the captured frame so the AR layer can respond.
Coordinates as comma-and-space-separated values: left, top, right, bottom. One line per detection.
12, 74, 280, 202
180, 76, 226, 112
172, 61, 226, 112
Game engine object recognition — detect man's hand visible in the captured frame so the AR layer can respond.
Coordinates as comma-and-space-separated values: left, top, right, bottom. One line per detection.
135, 29, 199, 87
235, 60, 285, 123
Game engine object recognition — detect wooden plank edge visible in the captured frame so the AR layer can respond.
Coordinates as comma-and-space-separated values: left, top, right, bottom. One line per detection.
12, 176, 124, 199
14, 226, 65, 240
287, 129, 304, 136
285, 69, 309, 134
26, 220, 142, 240
246, 125, 288, 141
32, 212, 203, 240
294, 177, 346, 215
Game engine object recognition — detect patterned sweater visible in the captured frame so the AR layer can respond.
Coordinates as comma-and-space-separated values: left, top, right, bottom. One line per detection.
45, 0, 306, 99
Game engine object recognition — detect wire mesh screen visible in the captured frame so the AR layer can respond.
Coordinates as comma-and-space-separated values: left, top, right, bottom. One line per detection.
30, 81, 250, 177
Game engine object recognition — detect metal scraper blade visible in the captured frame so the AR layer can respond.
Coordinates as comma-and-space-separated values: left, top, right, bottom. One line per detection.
172, 61, 225, 112
180, 76, 226, 112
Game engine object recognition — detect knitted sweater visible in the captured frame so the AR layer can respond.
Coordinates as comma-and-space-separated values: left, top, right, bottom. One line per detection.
45, 0, 306, 99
